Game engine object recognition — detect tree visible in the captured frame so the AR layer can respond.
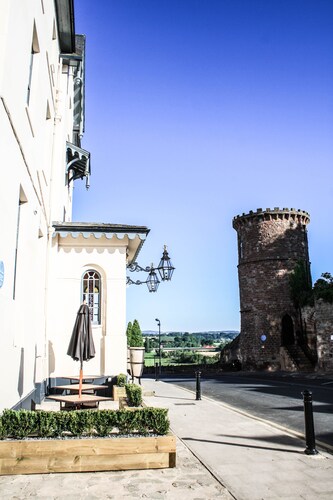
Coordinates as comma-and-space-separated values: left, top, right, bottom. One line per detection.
130, 319, 144, 347
313, 273, 333, 303
144, 337, 151, 353
126, 321, 133, 347
290, 264, 333, 305
173, 335, 182, 347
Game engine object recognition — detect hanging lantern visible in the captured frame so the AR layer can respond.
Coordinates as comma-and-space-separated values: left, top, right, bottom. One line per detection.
157, 245, 175, 281
146, 265, 160, 292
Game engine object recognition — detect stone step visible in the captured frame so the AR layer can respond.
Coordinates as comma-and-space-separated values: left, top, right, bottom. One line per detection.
286, 345, 313, 371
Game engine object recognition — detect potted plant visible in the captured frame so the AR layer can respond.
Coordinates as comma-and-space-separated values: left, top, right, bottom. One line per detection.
127, 319, 145, 380
112, 373, 127, 401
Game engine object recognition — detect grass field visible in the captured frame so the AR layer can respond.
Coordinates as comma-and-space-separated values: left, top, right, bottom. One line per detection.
144, 352, 173, 367
144, 351, 219, 367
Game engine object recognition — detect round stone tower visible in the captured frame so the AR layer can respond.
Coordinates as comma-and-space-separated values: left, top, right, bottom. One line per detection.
233, 207, 311, 369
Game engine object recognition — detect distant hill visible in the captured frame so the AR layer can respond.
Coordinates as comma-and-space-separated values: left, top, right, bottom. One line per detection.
142, 330, 239, 339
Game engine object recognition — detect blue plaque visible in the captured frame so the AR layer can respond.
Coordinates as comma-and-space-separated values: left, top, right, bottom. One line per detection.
0, 261, 4, 288
260, 334, 267, 342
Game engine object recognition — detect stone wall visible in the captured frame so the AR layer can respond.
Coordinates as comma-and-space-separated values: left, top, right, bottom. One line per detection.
314, 299, 333, 371
301, 305, 317, 351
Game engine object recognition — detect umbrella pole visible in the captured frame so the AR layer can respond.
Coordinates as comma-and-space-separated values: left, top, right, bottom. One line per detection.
79, 362, 83, 399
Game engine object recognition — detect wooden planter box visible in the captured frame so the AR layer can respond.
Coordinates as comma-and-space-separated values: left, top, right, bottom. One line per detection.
118, 398, 147, 410
112, 385, 126, 401
0, 433, 176, 475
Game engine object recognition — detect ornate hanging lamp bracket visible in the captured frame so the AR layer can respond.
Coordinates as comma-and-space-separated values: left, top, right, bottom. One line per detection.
127, 246, 175, 293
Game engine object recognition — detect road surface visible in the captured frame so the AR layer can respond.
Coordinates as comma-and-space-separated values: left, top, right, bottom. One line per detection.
157, 372, 333, 449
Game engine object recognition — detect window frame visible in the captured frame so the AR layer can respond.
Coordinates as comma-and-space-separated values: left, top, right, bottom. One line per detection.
81, 269, 101, 325
27, 22, 40, 106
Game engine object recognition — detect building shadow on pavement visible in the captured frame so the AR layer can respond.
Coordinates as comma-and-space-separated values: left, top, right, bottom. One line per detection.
183, 436, 303, 454
273, 403, 333, 413
219, 433, 302, 447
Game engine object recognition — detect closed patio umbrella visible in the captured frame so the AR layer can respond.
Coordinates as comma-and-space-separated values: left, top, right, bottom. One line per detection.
67, 303, 95, 398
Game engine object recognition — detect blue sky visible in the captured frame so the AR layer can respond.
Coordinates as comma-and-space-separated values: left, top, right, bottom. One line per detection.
73, 0, 333, 332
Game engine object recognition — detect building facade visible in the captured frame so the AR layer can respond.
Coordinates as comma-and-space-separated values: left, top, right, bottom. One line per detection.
0, 0, 147, 411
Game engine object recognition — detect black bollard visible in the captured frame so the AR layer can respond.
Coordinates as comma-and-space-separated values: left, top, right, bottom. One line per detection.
155, 362, 159, 381
302, 389, 318, 455
195, 370, 201, 400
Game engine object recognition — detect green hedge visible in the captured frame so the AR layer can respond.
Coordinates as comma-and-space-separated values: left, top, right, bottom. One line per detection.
125, 383, 143, 407
0, 407, 169, 440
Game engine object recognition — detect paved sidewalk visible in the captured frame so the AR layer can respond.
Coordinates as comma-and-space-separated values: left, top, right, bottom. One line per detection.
1, 379, 332, 499
142, 378, 333, 500
0, 436, 231, 499
0, 395, 232, 499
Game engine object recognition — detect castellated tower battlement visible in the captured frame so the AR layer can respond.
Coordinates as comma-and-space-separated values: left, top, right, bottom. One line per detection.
233, 208, 310, 264
233, 207, 310, 227
233, 207, 311, 369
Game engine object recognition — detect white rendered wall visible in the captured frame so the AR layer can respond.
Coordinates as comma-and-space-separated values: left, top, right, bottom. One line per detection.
0, 1, 138, 411
0, 0, 77, 411
47, 235, 128, 379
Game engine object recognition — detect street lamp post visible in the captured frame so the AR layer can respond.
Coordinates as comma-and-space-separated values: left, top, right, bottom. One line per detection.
155, 318, 161, 375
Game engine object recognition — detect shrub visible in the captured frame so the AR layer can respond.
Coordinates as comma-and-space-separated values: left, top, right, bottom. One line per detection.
139, 408, 169, 435
173, 351, 201, 364
116, 409, 135, 434
61, 410, 95, 437
93, 410, 118, 436
116, 373, 127, 387
125, 383, 143, 407
1, 409, 38, 439
0, 407, 169, 439
37, 410, 58, 438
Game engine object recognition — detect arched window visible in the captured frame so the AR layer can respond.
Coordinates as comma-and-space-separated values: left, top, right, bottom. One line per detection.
82, 270, 101, 325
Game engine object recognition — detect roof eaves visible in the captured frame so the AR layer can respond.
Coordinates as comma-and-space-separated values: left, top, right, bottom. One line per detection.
52, 222, 150, 236
54, 0, 75, 53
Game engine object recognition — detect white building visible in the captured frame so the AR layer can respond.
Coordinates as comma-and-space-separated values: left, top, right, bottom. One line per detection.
0, 0, 149, 411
